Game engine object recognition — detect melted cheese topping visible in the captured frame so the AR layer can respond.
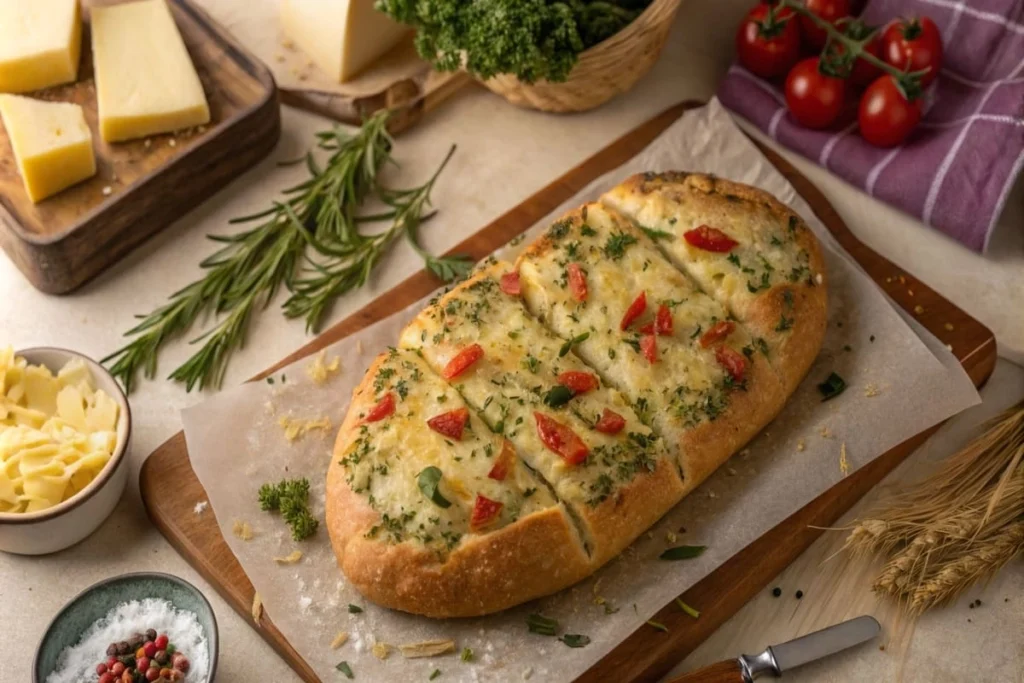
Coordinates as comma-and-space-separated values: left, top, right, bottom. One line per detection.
602, 181, 816, 330
400, 264, 668, 511
516, 206, 760, 451
338, 348, 554, 554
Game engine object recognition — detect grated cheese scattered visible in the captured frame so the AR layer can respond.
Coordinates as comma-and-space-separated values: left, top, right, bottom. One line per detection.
331, 632, 349, 649
279, 414, 333, 442
914, 305, 925, 315
306, 350, 341, 384
839, 442, 850, 476
944, 323, 955, 331
399, 639, 456, 658
143, 138, 151, 148
819, 426, 832, 438
666, 531, 678, 543
864, 383, 880, 397
372, 641, 391, 660
797, 439, 806, 452
232, 520, 254, 540
252, 592, 263, 625
274, 550, 303, 564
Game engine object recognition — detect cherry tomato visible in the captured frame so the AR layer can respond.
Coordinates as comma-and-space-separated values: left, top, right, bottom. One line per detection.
427, 407, 470, 440
699, 321, 736, 348
683, 225, 739, 252
735, 3, 801, 79
785, 57, 847, 129
470, 494, 503, 530
594, 408, 626, 435
858, 75, 922, 147
800, 0, 852, 50
715, 346, 749, 383
499, 270, 521, 296
442, 343, 484, 379
640, 334, 658, 364
882, 16, 942, 86
364, 392, 395, 422
620, 291, 647, 330
556, 371, 599, 394
655, 304, 673, 336
487, 440, 517, 481
534, 412, 589, 464
567, 262, 588, 302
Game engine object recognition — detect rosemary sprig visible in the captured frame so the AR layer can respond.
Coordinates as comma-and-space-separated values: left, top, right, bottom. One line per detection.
104, 110, 465, 393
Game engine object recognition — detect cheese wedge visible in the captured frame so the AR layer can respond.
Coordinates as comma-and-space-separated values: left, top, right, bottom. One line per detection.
280, 0, 410, 83
0, 0, 82, 94
91, 0, 210, 142
0, 95, 96, 203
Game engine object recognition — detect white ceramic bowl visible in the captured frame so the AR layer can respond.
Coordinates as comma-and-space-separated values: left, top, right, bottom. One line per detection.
0, 347, 131, 555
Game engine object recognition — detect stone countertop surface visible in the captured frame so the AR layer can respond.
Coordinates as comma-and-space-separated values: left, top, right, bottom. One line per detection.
1, 1, 1021, 681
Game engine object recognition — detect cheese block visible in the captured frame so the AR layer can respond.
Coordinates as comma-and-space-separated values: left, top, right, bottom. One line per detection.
329, 174, 828, 618
280, 0, 410, 83
399, 262, 685, 568
327, 347, 591, 617
516, 204, 786, 492
91, 0, 210, 142
0, 94, 96, 203
601, 172, 828, 394
0, 0, 82, 93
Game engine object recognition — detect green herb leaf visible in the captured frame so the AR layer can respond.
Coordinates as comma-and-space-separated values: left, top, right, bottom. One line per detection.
675, 598, 700, 619
559, 332, 590, 357
559, 634, 591, 648
417, 466, 452, 508
460, 647, 473, 662
348, 604, 363, 614
817, 372, 847, 401
336, 661, 354, 679
659, 545, 708, 561
646, 620, 669, 633
526, 613, 559, 636
429, 669, 442, 680
641, 226, 673, 241
603, 232, 638, 259
543, 385, 574, 408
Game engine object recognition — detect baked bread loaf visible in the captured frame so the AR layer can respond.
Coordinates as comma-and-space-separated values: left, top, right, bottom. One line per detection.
327, 173, 827, 617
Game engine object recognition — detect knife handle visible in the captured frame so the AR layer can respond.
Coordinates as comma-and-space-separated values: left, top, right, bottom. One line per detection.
665, 659, 746, 683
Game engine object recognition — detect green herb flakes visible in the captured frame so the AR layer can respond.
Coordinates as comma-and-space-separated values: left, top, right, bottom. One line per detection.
460, 647, 473, 662
348, 604, 363, 614
543, 385, 574, 408
559, 332, 590, 357
646, 620, 668, 633
675, 598, 700, 619
659, 545, 707, 561
817, 372, 847, 401
429, 669, 441, 680
336, 661, 354, 679
559, 634, 591, 648
641, 226, 673, 241
526, 613, 558, 636
417, 466, 452, 508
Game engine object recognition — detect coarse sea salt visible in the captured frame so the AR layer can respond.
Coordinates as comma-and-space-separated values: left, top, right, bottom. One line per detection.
45, 598, 210, 683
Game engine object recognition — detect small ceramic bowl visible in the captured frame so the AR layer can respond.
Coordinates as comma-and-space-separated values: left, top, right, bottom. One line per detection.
0, 347, 131, 555
34, 572, 219, 683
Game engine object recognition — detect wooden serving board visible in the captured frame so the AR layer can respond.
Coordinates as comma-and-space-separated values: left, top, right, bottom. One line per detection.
140, 102, 996, 683
0, 0, 280, 295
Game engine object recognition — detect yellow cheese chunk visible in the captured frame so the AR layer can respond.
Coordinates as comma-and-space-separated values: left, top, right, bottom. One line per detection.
0, 0, 81, 93
0, 94, 96, 203
280, 0, 410, 83
91, 0, 210, 142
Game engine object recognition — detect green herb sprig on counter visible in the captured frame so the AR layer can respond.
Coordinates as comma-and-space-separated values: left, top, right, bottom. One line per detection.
103, 110, 468, 393
376, 0, 652, 84
258, 478, 319, 540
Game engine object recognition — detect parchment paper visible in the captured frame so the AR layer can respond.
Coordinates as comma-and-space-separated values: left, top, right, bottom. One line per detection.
194, 0, 428, 96
183, 100, 980, 682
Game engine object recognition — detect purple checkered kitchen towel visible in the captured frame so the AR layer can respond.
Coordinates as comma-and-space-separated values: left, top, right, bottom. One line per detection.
719, 0, 1024, 252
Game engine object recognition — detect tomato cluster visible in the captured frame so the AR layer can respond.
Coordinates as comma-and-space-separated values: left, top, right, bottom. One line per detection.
735, 0, 943, 147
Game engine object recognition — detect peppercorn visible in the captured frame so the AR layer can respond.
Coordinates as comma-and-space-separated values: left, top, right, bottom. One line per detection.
772, 587, 782, 597
116, 641, 130, 656
795, 590, 804, 599
145, 628, 157, 642
106, 644, 118, 657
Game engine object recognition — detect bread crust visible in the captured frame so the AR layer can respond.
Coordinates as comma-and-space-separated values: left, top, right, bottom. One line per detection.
603, 172, 827, 395
327, 353, 592, 618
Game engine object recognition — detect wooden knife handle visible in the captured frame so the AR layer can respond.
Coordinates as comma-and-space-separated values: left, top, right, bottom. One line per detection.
664, 659, 746, 683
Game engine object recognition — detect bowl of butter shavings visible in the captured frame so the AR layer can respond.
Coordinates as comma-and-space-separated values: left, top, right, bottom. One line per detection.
0, 346, 131, 555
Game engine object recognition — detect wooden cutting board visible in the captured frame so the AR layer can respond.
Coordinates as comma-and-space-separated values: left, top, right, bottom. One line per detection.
0, 0, 279, 295
140, 101, 996, 683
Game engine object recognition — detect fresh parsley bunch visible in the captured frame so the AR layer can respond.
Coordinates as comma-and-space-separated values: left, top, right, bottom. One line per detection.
376, 0, 652, 83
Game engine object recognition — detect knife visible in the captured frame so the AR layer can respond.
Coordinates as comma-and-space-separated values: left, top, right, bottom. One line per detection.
666, 615, 881, 683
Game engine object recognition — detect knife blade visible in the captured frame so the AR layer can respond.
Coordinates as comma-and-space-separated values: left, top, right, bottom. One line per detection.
666, 615, 881, 683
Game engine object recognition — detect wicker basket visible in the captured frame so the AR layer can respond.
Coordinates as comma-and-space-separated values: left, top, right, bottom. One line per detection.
480, 0, 684, 113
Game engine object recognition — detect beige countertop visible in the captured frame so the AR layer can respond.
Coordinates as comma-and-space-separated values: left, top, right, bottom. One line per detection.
1, 1, 1021, 681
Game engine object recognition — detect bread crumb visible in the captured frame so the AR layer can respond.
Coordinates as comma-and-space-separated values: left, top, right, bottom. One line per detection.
898, 275, 906, 285
193, 501, 208, 515
707, 490, 717, 499
726, 467, 737, 476
331, 632, 349, 649
274, 550, 303, 564
796, 439, 806, 452
815, 273, 823, 285
168, 139, 176, 147
279, 414, 332, 442
523, 668, 533, 680
144, 139, 151, 148
307, 350, 341, 384
372, 641, 391, 660
819, 426, 831, 438
251, 592, 263, 625
944, 323, 955, 331
907, 288, 914, 297
399, 639, 455, 658
232, 520, 254, 540
864, 383, 880, 397
197, 125, 207, 134
839, 442, 850, 477
356, 340, 364, 354
282, 38, 295, 49
914, 305, 925, 315
275, 53, 285, 62
666, 531, 678, 543
102, 186, 112, 196
946, 343, 953, 351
